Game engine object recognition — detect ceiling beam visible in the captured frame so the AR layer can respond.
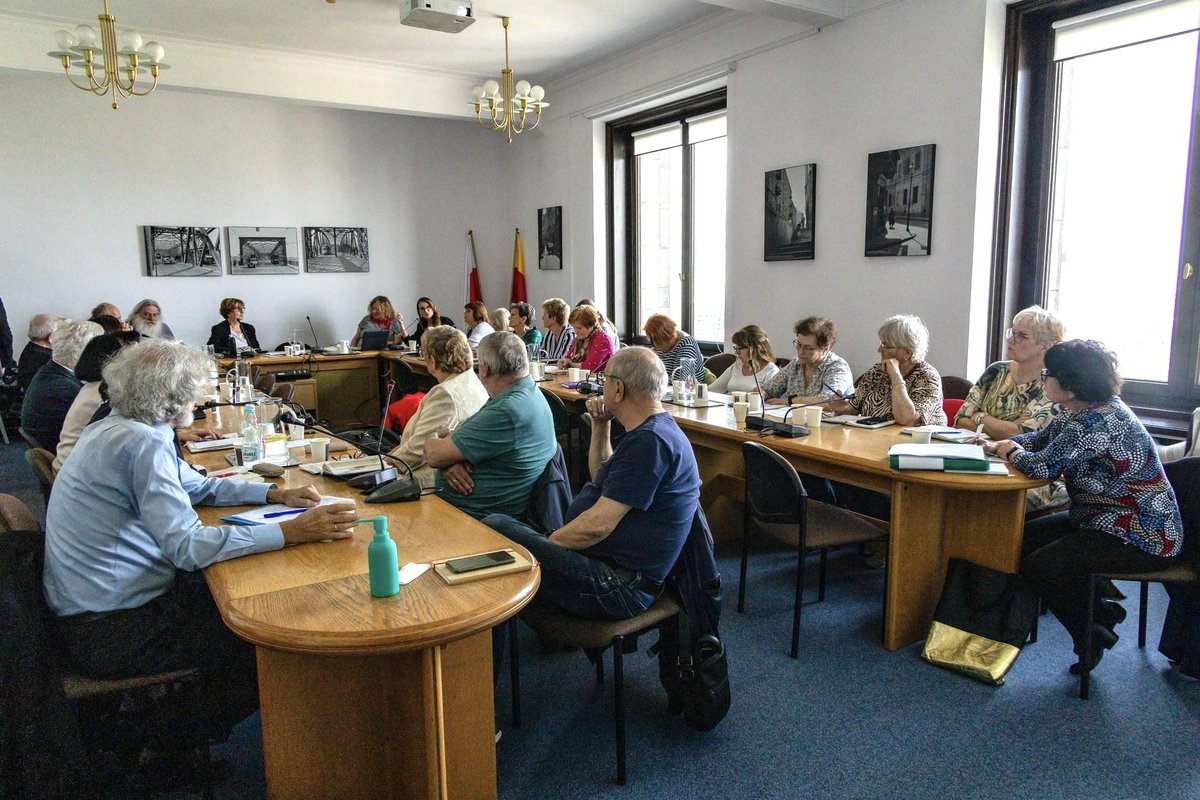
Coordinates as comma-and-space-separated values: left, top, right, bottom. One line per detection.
692, 0, 848, 28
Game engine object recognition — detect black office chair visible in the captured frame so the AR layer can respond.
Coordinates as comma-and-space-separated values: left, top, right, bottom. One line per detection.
703, 353, 735, 382
740, 441, 887, 658
539, 386, 575, 485
1078, 457, 1200, 698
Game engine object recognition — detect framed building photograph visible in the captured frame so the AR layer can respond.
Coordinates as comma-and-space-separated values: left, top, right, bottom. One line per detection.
864, 144, 936, 257
142, 226, 223, 277
537, 206, 563, 270
227, 226, 300, 275
764, 164, 816, 261
303, 227, 370, 273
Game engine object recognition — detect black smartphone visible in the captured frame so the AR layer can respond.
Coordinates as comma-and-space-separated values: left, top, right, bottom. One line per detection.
446, 550, 516, 574
859, 416, 891, 425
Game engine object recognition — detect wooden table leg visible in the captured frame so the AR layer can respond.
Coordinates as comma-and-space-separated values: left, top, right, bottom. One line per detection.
257, 631, 497, 800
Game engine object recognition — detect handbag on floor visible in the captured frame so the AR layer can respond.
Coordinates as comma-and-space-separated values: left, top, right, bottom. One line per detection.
921, 557, 1038, 685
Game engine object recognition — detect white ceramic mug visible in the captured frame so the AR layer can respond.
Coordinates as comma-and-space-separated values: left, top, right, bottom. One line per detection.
805, 406, 823, 428
732, 402, 749, 423
309, 437, 330, 461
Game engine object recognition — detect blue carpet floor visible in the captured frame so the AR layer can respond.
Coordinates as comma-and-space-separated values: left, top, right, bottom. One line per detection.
3, 441, 1197, 798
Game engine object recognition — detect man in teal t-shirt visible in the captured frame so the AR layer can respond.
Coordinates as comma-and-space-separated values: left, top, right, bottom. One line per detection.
424, 331, 556, 518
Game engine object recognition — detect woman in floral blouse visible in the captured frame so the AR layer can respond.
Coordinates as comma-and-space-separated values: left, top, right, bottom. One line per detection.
988, 340, 1182, 675
761, 316, 852, 404
955, 305, 1067, 510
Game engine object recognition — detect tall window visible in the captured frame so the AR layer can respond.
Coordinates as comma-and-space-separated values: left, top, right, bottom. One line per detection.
609, 90, 727, 344
995, 0, 1200, 418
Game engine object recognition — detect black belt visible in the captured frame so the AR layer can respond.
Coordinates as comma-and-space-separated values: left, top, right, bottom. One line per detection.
57, 609, 116, 626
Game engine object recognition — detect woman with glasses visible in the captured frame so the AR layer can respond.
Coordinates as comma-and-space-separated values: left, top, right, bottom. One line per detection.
404, 297, 455, 346
557, 304, 614, 373
762, 316, 852, 404
709, 325, 780, 393
825, 314, 945, 427
206, 297, 261, 357
986, 340, 1182, 675
955, 305, 1067, 510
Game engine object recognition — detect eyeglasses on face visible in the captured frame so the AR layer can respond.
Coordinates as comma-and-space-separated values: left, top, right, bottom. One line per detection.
1006, 328, 1034, 342
792, 339, 819, 353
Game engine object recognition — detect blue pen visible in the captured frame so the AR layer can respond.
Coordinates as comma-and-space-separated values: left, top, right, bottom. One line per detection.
263, 507, 306, 519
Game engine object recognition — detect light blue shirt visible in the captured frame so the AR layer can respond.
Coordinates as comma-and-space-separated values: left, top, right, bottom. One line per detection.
43, 414, 285, 616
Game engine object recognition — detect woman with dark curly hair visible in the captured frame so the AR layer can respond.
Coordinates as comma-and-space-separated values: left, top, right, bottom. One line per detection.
987, 339, 1183, 675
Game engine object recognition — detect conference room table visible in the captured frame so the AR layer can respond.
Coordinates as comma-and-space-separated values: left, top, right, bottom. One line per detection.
218, 351, 388, 427
536, 374, 1046, 651
187, 410, 539, 800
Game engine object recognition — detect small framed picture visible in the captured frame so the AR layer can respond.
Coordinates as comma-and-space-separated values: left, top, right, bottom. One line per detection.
143, 226, 222, 277
537, 206, 563, 270
227, 226, 300, 275
764, 164, 815, 261
864, 144, 935, 257
303, 227, 370, 273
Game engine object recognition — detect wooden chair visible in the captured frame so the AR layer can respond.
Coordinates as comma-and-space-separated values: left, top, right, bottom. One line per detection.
510, 596, 681, 785
18, 425, 43, 450
1078, 457, 1200, 699
941, 375, 973, 401
0, 493, 38, 531
739, 441, 887, 658
25, 447, 55, 502
703, 352, 735, 382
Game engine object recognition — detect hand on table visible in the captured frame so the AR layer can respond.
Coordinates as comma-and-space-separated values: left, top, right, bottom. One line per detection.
178, 427, 219, 443
267, 485, 321, 507
443, 461, 474, 495
278, 501, 358, 544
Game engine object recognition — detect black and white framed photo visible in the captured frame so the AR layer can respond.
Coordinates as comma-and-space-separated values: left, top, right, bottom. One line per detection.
764, 163, 816, 261
142, 226, 222, 277
537, 206, 563, 270
227, 226, 300, 275
864, 144, 935, 257
303, 227, 370, 273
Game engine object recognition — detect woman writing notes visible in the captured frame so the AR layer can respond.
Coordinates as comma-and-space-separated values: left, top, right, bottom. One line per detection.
556, 304, 614, 373
206, 298, 261, 357
955, 304, 1067, 510
761, 316, 852, 404
351, 295, 405, 348
709, 325, 779, 394
987, 340, 1182, 675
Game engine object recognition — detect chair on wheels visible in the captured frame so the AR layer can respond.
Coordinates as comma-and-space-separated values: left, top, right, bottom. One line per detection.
25, 447, 55, 502
739, 441, 887, 658
703, 352, 735, 383
1078, 457, 1200, 698
18, 426, 44, 450
255, 372, 276, 397
509, 596, 681, 785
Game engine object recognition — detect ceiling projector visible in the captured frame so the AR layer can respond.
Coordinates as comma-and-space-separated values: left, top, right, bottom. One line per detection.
401, 0, 475, 33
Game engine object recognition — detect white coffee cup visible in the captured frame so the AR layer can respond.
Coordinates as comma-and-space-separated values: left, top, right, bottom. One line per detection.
219, 382, 232, 402
569, 368, 584, 382
672, 380, 685, 402
805, 406, 823, 428
732, 402, 749, 423
288, 423, 305, 442
912, 428, 934, 444
530, 361, 544, 380
309, 437, 330, 461
337, 340, 351, 354
748, 393, 763, 413
731, 391, 747, 404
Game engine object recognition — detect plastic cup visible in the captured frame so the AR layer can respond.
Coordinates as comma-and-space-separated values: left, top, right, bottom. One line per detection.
309, 437, 330, 461
805, 406, 823, 428
288, 423, 305, 442
732, 402, 749, 423
672, 380, 684, 402
748, 393, 763, 413
569, 368, 584, 381
731, 391, 747, 403
913, 428, 934, 444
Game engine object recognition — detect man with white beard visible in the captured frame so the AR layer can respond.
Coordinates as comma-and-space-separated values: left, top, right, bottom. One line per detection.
128, 298, 176, 340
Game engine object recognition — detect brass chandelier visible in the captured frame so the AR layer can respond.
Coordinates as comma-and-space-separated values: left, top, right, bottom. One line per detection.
469, 17, 548, 143
46, 0, 169, 110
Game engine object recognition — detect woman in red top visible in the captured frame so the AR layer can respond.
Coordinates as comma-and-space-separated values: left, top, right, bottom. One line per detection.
557, 304, 614, 373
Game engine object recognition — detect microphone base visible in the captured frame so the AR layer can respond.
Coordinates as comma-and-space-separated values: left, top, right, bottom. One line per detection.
771, 422, 811, 438
745, 415, 772, 431
346, 467, 398, 490
365, 476, 422, 503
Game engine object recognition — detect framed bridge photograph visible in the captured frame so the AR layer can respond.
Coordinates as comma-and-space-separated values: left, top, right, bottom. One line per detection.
227, 226, 300, 275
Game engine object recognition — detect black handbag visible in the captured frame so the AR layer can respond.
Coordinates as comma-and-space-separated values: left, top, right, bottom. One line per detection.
658, 605, 730, 731
921, 557, 1039, 685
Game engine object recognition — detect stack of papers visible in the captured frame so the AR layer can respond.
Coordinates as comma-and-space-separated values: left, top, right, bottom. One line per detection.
900, 426, 984, 443
888, 443, 990, 471
186, 437, 241, 453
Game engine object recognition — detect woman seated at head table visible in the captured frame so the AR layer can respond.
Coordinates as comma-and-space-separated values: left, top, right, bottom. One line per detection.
490, 307, 511, 334
709, 324, 780, 394
403, 297, 456, 345
761, 316, 853, 404
53, 330, 142, 473
463, 301, 495, 348
986, 340, 1183, 675
643, 313, 704, 383
955, 304, 1068, 512
351, 295, 406, 348
556, 304, 615, 373
576, 298, 619, 348
825, 314, 946, 427
388, 326, 488, 488
509, 302, 542, 351
206, 297, 261, 357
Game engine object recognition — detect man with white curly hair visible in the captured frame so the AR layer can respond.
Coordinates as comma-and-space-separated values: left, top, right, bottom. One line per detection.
43, 339, 357, 744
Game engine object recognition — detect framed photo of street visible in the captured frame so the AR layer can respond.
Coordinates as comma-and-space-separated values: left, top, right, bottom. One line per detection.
764, 164, 815, 261
864, 144, 935, 257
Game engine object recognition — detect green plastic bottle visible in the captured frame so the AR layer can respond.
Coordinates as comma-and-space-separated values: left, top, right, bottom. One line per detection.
359, 516, 399, 597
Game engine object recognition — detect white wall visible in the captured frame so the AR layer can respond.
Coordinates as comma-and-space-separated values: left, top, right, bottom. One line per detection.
506, 0, 1007, 379
0, 71, 508, 348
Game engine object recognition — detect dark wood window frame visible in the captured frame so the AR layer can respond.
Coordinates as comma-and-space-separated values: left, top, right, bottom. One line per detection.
991, 0, 1200, 439
606, 89, 727, 350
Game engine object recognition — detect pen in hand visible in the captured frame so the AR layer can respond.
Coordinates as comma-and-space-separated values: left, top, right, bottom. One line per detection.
823, 383, 853, 401
263, 507, 307, 519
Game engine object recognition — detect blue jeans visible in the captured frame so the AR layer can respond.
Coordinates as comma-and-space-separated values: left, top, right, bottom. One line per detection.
483, 513, 656, 620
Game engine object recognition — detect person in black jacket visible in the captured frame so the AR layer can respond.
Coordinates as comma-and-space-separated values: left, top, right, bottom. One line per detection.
17, 313, 64, 391
0, 297, 13, 371
404, 296, 456, 345
206, 297, 261, 357
20, 319, 101, 451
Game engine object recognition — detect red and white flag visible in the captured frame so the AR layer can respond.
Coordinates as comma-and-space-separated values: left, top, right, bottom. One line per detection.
465, 230, 484, 305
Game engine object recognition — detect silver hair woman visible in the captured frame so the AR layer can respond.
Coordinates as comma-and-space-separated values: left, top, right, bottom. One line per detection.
51, 320, 103, 370
104, 339, 210, 427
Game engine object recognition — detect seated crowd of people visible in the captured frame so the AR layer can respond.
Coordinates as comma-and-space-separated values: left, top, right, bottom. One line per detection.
6, 289, 1192, 777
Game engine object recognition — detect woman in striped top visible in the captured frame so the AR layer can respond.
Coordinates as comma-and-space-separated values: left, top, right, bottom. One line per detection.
644, 313, 704, 383
539, 298, 576, 362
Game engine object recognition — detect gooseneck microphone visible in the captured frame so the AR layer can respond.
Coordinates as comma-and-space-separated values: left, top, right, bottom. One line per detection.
307, 315, 321, 350
346, 381, 397, 490
745, 356, 772, 432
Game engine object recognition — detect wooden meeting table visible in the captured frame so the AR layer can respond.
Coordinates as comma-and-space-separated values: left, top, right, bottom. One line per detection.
537, 374, 1046, 650
187, 416, 538, 799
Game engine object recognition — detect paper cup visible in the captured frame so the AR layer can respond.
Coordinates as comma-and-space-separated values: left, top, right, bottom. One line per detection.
288, 423, 305, 442
732, 402, 749, 423
219, 382, 232, 402
731, 391, 747, 403
696, 383, 708, 401
912, 428, 934, 444
309, 437, 330, 461
805, 406, 823, 428
748, 393, 762, 413
569, 368, 584, 381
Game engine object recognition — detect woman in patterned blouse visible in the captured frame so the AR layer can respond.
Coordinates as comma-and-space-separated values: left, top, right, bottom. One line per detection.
761, 316, 852, 404
955, 305, 1067, 511
825, 314, 946, 426
988, 340, 1183, 674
